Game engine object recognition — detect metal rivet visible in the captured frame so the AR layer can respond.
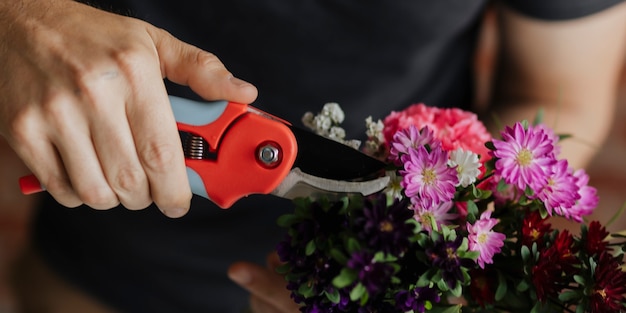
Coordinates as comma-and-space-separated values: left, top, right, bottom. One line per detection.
257, 142, 281, 167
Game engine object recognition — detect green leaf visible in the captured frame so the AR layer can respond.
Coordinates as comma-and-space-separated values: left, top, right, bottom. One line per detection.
275, 263, 291, 275
332, 268, 357, 288
606, 201, 626, 228
324, 289, 341, 304
573, 275, 586, 285
450, 281, 463, 297
485, 141, 496, 151
466, 200, 479, 216
330, 248, 349, 264
347, 238, 361, 253
276, 214, 298, 227
521, 245, 531, 262
305, 240, 316, 256
496, 179, 508, 193
532, 108, 544, 125
559, 290, 580, 302
349, 283, 367, 302
516, 280, 529, 292
521, 119, 529, 130
495, 271, 508, 301
428, 304, 462, 313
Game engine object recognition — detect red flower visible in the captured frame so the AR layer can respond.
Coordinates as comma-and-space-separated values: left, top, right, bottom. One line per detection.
584, 221, 610, 257
531, 230, 579, 302
589, 252, 626, 313
521, 210, 552, 248
469, 268, 497, 307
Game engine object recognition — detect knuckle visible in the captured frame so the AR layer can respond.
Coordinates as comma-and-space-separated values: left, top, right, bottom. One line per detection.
139, 141, 179, 173
111, 166, 146, 195
194, 50, 225, 72
77, 185, 119, 210
45, 177, 81, 206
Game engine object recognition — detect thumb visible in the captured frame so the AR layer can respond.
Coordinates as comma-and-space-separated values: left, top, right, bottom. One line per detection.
150, 28, 258, 104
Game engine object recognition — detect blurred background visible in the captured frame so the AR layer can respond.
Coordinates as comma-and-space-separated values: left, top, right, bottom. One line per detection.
0, 7, 625, 313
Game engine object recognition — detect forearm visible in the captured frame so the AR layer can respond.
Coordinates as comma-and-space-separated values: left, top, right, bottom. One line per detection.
484, 3, 626, 170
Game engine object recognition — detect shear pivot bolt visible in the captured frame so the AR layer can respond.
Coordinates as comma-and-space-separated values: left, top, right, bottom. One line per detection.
257, 142, 281, 168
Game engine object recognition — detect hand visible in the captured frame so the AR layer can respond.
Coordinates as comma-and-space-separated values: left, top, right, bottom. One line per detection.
228, 252, 300, 313
0, 0, 257, 217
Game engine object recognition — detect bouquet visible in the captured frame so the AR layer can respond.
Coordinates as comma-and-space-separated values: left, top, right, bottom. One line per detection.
276, 103, 626, 313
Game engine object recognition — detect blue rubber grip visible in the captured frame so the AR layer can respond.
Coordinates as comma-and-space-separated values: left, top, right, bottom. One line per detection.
169, 95, 229, 126
169, 95, 228, 201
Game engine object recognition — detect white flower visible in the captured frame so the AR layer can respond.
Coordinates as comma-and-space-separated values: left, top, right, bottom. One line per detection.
365, 116, 385, 142
384, 170, 404, 200
312, 115, 332, 135
447, 148, 481, 187
328, 126, 346, 141
321, 102, 345, 124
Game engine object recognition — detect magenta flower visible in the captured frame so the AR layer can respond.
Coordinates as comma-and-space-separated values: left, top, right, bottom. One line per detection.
568, 168, 598, 222
467, 211, 506, 269
491, 122, 556, 192
400, 145, 458, 208
412, 200, 458, 233
388, 125, 438, 164
535, 159, 580, 218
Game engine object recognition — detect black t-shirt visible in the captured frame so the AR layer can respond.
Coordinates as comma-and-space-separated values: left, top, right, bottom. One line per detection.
33, 1, 623, 312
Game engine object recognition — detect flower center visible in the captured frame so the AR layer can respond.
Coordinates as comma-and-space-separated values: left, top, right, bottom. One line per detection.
596, 288, 607, 299
446, 247, 457, 260
478, 233, 488, 244
379, 221, 394, 232
422, 168, 437, 185
516, 149, 533, 166
531, 229, 541, 240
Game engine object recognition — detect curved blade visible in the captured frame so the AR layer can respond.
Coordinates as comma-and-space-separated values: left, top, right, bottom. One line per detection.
289, 126, 386, 181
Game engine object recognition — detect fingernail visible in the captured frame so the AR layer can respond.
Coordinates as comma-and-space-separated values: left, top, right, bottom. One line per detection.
229, 76, 254, 88
163, 208, 187, 218
228, 267, 251, 285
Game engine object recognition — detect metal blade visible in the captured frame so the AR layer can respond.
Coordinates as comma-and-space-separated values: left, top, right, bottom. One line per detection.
289, 126, 387, 181
271, 168, 390, 200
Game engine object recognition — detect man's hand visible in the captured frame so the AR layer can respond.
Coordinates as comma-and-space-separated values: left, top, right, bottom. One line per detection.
229, 253, 301, 313
0, 0, 257, 217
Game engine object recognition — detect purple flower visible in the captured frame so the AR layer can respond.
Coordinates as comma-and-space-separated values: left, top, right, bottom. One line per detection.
535, 159, 580, 218
354, 195, 415, 255
400, 145, 458, 208
347, 251, 395, 297
467, 211, 506, 269
395, 286, 441, 312
568, 168, 598, 222
491, 122, 556, 192
389, 125, 438, 164
426, 235, 474, 289
412, 200, 458, 233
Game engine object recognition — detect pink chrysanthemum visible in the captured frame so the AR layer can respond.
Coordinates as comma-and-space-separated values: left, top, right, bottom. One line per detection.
388, 125, 438, 165
568, 168, 598, 222
382, 103, 492, 163
467, 211, 506, 269
400, 145, 458, 208
412, 200, 458, 233
491, 122, 556, 192
535, 159, 580, 218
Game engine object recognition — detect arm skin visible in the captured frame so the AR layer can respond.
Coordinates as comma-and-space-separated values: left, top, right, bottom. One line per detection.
486, 3, 626, 232
232, 3, 626, 312
487, 3, 626, 170
0, 0, 257, 218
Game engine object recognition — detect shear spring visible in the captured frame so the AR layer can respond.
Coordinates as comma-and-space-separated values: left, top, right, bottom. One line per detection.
180, 131, 209, 160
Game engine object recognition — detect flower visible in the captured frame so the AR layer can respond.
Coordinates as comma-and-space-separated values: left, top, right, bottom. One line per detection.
535, 159, 580, 218
491, 122, 556, 192
589, 252, 626, 312
400, 145, 458, 208
467, 211, 505, 269
448, 148, 481, 187
276, 103, 626, 313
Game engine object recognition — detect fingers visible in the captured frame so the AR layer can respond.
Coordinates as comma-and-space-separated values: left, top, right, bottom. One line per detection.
150, 28, 258, 104
125, 59, 192, 217
228, 259, 300, 313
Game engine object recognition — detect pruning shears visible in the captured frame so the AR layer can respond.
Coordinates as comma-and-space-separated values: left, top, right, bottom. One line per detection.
19, 96, 389, 208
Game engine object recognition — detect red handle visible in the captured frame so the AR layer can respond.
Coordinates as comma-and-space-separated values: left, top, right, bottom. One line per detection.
19, 174, 44, 194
